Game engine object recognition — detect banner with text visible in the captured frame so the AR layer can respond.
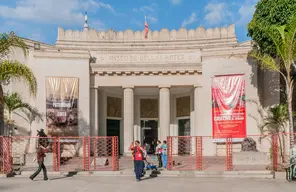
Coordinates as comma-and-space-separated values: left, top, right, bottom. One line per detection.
45, 77, 79, 136
211, 75, 246, 142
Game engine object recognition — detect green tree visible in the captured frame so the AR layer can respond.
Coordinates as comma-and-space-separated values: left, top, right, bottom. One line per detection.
3, 92, 33, 122
249, 16, 296, 147
248, 0, 296, 56
261, 104, 289, 163
0, 32, 37, 135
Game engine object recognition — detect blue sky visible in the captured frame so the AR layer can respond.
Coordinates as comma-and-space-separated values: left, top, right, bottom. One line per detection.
0, 0, 259, 44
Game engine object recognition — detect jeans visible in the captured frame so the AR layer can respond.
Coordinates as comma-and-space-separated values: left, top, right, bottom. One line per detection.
134, 160, 143, 180
162, 154, 167, 168
30, 161, 48, 180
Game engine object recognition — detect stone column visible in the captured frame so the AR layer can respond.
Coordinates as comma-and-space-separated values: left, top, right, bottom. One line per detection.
159, 86, 170, 141
98, 90, 106, 136
194, 85, 202, 136
90, 88, 99, 136
123, 87, 134, 155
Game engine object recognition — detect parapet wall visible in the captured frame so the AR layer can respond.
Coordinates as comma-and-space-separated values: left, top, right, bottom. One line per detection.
57, 25, 236, 42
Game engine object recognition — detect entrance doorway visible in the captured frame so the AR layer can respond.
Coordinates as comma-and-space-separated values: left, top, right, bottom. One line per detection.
141, 120, 158, 154
178, 118, 191, 155
106, 119, 120, 155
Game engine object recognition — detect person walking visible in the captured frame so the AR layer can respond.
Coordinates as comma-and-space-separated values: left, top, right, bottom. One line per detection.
30, 129, 49, 181
155, 140, 163, 168
130, 140, 145, 182
162, 140, 167, 169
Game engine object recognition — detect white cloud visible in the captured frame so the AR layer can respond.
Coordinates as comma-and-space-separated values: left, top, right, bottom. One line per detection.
181, 13, 197, 27
89, 20, 106, 31
0, 0, 114, 26
170, 0, 182, 5
133, 3, 158, 24
236, 0, 258, 26
133, 3, 157, 13
204, 3, 232, 25
147, 15, 158, 24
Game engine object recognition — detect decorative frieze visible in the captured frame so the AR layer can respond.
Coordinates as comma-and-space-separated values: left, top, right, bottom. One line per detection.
140, 99, 158, 118
107, 97, 122, 118
94, 51, 201, 65
92, 70, 200, 76
57, 25, 235, 42
176, 96, 190, 117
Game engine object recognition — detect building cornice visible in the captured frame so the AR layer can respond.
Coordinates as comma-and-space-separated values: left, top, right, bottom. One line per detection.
33, 50, 90, 59
201, 43, 252, 58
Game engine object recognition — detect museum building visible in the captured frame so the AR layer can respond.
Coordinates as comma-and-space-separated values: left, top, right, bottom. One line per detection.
7, 20, 279, 155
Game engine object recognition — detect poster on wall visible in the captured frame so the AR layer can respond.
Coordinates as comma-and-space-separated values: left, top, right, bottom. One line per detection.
45, 77, 79, 137
211, 75, 246, 142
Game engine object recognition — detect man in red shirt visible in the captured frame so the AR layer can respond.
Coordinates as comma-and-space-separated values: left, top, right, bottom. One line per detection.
130, 140, 144, 182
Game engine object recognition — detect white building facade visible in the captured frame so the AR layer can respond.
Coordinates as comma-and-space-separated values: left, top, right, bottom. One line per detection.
6, 23, 280, 155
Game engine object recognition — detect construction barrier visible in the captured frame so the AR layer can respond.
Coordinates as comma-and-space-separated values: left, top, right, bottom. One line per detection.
0, 134, 290, 174
0, 136, 119, 174
167, 134, 278, 171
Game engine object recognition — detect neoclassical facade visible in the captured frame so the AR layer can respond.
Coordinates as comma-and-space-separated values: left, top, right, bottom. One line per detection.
6, 23, 280, 155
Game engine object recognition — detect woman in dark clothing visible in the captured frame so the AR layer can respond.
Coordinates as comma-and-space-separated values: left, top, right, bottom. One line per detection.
29, 129, 49, 181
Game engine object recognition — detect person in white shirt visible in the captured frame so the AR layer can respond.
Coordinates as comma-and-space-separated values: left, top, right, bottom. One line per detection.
155, 140, 163, 168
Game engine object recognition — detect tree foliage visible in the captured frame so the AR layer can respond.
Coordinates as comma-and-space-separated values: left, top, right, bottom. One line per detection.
3, 92, 32, 122
0, 32, 37, 135
249, 15, 296, 146
248, 0, 296, 56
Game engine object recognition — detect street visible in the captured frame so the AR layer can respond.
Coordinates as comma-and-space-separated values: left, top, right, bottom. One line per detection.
0, 176, 295, 192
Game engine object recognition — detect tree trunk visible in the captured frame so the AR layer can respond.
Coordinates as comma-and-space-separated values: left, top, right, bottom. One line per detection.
282, 133, 287, 163
0, 84, 4, 135
278, 133, 284, 163
286, 86, 294, 148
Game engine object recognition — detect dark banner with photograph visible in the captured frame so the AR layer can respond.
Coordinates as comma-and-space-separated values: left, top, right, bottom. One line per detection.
211, 75, 246, 142
46, 77, 79, 136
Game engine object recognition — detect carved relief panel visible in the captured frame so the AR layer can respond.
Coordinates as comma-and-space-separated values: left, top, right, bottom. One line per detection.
140, 99, 158, 118
107, 97, 122, 118
176, 96, 190, 117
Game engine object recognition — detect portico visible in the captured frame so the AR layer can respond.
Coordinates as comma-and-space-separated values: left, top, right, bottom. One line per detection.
90, 85, 200, 155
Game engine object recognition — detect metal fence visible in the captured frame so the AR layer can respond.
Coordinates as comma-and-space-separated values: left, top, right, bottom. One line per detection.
0, 136, 119, 174
0, 134, 289, 174
167, 134, 279, 171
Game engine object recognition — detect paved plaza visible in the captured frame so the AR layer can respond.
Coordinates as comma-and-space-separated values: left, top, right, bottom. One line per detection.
0, 176, 295, 192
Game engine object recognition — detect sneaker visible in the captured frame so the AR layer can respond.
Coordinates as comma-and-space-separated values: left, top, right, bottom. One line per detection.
44, 178, 49, 181
29, 177, 34, 181
136, 179, 140, 182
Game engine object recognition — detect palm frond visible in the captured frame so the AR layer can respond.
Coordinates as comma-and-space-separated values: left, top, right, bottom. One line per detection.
286, 16, 296, 66
3, 92, 33, 120
0, 60, 37, 96
0, 33, 28, 58
249, 49, 280, 71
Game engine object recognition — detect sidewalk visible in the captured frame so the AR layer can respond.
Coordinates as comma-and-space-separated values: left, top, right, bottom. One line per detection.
0, 176, 293, 192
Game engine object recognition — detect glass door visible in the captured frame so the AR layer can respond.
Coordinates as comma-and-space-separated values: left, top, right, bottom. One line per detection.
141, 120, 158, 154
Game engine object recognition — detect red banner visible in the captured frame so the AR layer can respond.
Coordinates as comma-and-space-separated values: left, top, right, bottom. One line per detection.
211, 75, 246, 141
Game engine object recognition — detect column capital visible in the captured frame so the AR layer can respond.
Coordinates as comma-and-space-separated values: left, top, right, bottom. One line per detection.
158, 85, 171, 89
194, 84, 202, 88
122, 86, 134, 89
